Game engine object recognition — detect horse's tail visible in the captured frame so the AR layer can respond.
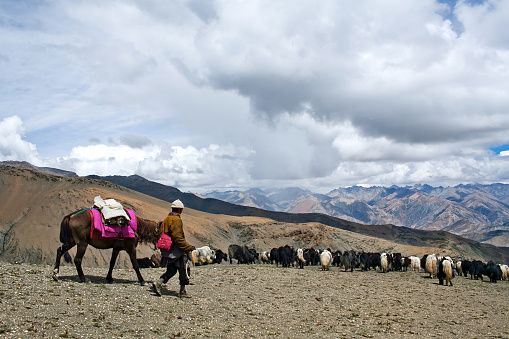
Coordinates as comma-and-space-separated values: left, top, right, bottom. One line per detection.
59, 214, 72, 243
59, 213, 73, 263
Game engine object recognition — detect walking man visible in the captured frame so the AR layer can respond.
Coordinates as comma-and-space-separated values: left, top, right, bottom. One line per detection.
152, 199, 194, 298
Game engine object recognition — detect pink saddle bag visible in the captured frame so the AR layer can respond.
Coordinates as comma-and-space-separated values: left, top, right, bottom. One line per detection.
156, 233, 173, 251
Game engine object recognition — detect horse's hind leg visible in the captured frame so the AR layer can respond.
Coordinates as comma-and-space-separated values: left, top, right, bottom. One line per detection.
106, 248, 120, 283
52, 243, 75, 281
52, 246, 65, 281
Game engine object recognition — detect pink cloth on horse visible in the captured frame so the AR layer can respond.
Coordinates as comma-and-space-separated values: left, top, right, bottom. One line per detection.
89, 208, 137, 239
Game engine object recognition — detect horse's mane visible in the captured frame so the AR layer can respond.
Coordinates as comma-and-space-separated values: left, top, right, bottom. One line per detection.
135, 217, 161, 245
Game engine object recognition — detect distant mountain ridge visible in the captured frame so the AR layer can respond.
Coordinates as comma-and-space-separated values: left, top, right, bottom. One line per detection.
0, 161, 78, 177
202, 184, 509, 246
84, 173, 509, 258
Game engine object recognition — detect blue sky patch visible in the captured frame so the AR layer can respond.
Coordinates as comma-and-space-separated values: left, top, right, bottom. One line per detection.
437, 0, 487, 34
490, 144, 509, 155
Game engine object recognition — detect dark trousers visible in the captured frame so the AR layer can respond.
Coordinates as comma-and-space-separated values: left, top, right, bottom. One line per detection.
159, 255, 189, 288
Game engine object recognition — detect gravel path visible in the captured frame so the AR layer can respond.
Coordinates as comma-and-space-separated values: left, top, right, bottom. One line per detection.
1, 261, 508, 338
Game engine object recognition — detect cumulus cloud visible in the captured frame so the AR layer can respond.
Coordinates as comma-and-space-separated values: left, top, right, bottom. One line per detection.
1, 1, 509, 192
50, 139, 253, 192
0, 116, 40, 164
187, 0, 509, 145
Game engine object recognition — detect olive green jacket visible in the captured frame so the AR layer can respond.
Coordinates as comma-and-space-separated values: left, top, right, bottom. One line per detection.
161, 212, 193, 253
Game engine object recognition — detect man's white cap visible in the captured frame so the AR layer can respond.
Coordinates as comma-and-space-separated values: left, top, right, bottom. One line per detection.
172, 199, 184, 209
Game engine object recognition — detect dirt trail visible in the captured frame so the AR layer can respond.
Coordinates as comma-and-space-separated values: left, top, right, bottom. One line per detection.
1, 261, 508, 338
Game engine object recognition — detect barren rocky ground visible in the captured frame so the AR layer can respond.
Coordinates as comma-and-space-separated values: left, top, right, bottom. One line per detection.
1, 260, 508, 338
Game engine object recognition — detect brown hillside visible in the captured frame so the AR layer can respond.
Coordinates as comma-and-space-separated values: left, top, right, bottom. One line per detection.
0, 166, 504, 268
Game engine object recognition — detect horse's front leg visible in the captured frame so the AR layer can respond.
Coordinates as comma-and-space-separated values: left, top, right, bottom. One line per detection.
106, 248, 120, 283
74, 244, 88, 283
127, 247, 146, 286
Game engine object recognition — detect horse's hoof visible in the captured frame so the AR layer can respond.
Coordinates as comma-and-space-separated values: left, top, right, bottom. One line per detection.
140, 281, 147, 286
51, 269, 59, 281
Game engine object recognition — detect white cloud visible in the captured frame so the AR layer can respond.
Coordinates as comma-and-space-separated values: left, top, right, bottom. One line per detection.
1, 1, 509, 193
50, 140, 253, 192
0, 116, 40, 164
456, 0, 509, 48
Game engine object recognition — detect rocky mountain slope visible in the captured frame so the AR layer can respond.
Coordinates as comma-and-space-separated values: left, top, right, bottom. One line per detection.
203, 184, 509, 246
3, 165, 509, 266
0, 160, 78, 177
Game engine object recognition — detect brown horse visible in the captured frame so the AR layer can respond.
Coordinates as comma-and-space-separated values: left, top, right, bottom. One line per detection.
52, 209, 160, 285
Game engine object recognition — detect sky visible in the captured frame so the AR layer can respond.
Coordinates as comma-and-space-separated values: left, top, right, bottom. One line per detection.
1, 0, 509, 194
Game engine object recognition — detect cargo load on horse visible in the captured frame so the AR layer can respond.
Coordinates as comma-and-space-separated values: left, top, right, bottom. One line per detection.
89, 196, 137, 239
93, 196, 131, 226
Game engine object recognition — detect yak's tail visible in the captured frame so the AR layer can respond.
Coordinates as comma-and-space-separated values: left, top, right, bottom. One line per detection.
59, 213, 73, 263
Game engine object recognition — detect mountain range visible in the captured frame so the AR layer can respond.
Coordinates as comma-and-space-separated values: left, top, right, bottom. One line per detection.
6, 163, 500, 267
2, 160, 509, 256
201, 184, 509, 246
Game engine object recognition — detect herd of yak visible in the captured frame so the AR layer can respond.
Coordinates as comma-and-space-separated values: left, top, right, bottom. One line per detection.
138, 244, 509, 286
225, 244, 509, 285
